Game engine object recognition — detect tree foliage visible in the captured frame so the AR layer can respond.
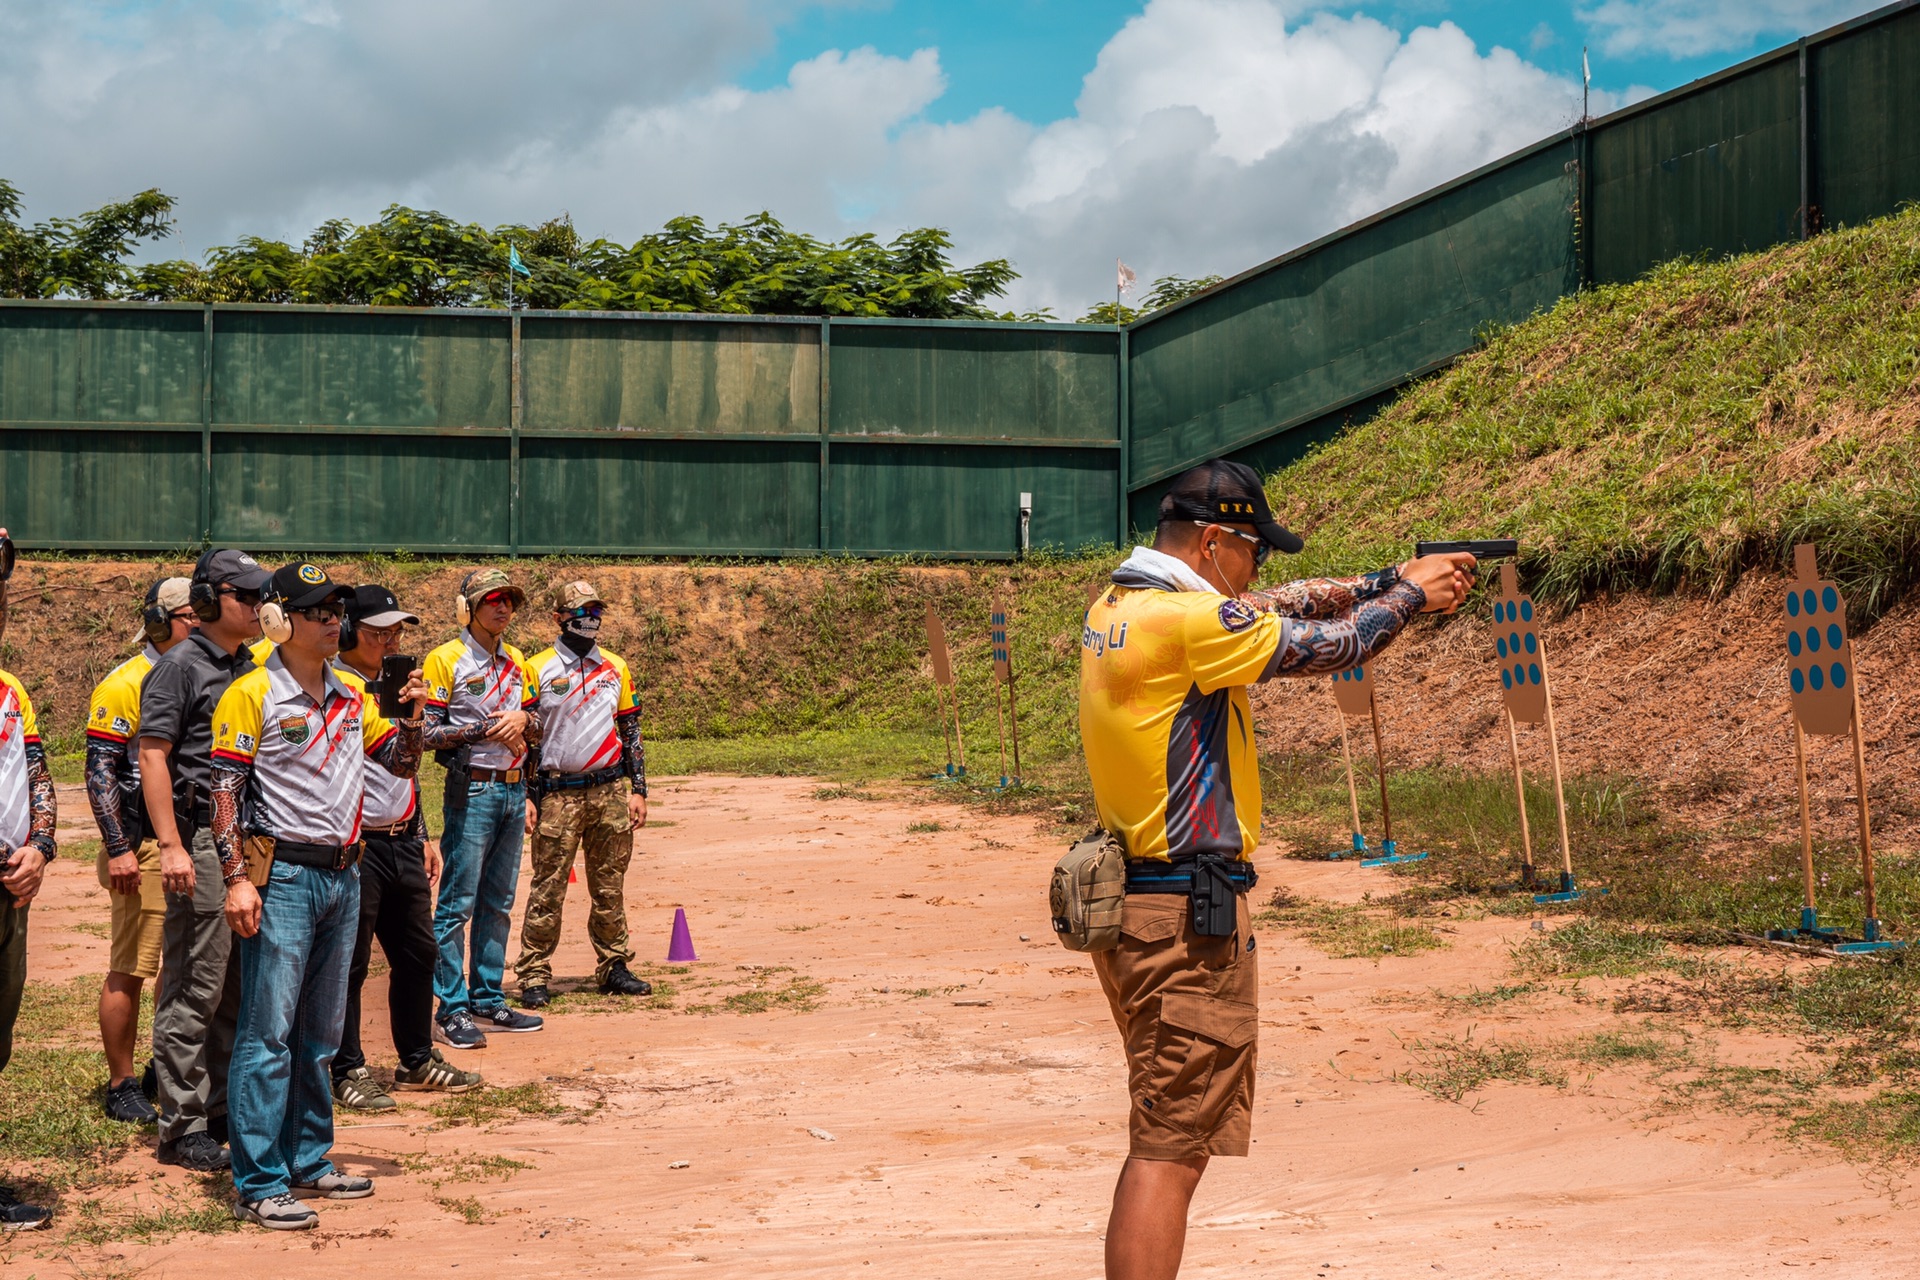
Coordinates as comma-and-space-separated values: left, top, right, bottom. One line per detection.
1078, 274, 1225, 324
0, 181, 1038, 320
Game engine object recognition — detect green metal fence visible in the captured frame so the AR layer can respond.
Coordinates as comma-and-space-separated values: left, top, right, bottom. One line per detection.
2, 3, 1915, 558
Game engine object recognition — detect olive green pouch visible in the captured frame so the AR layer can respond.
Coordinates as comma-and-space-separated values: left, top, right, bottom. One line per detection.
1050, 829, 1126, 952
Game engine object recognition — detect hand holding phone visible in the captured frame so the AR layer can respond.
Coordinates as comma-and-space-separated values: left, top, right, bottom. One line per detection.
378, 653, 418, 719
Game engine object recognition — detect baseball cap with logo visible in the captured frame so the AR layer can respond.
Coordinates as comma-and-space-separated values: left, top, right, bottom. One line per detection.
267, 562, 352, 610
459, 568, 526, 611
191, 548, 271, 593
552, 580, 604, 612
1157, 459, 1304, 555
346, 584, 419, 629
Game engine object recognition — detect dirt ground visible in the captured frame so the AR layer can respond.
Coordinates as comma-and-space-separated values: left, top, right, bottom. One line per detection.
8, 775, 1915, 1279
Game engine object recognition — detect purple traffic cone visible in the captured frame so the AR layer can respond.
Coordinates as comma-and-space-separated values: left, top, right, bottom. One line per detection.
666, 907, 699, 962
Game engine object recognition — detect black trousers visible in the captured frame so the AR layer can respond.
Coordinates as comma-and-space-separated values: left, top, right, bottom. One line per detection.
334, 832, 436, 1078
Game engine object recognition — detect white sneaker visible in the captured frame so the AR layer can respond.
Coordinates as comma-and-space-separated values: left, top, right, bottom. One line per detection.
292, 1171, 375, 1200
234, 1192, 319, 1230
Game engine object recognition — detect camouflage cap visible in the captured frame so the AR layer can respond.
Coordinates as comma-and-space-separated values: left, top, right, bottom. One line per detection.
459, 567, 526, 610
552, 580, 604, 612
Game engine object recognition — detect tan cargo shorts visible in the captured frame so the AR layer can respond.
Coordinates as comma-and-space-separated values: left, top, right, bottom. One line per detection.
97, 838, 166, 980
1092, 890, 1258, 1160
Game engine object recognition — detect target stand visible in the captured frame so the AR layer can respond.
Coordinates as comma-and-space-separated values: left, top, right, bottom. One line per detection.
1324, 665, 1428, 868
924, 605, 968, 780
1764, 545, 1900, 955
1490, 565, 1605, 905
988, 587, 1023, 791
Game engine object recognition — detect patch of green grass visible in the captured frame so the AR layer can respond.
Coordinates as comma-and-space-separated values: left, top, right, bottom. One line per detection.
429, 1082, 570, 1128
1569, 1028, 1690, 1067
59, 1179, 241, 1246
811, 783, 880, 801
0, 1047, 145, 1189
400, 1149, 530, 1184
1398, 1029, 1568, 1103
1440, 983, 1539, 1008
1791, 1090, 1920, 1159
1514, 919, 1670, 979
434, 1193, 489, 1224
905, 820, 945, 833
718, 976, 827, 1015
1258, 887, 1445, 960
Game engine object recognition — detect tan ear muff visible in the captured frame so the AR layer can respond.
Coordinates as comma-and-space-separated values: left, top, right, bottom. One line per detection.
260, 600, 293, 645
455, 591, 472, 627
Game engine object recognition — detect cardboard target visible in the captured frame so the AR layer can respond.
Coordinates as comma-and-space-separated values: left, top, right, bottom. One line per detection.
1785, 543, 1855, 737
1492, 563, 1547, 725
925, 605, 954, 687
1331, 662, 1374, 716
991, 589, 1012, 686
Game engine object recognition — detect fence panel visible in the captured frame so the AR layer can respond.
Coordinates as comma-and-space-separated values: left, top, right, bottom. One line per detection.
0, 304, 204, 428
1, 429, 202, 549
1813, 8, 1920, 230
827, 442, 1117, 556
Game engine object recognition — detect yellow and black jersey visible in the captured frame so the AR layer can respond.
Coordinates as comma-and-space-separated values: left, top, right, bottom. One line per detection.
0, 670, 44, 852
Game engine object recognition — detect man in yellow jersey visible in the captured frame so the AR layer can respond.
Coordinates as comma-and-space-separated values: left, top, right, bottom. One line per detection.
422, 569, 544, 1047
514, 581, 651, 1008
1080, 460, 1473, 1280
209, 563, 427, 1230
0, 648, 58, 1230
85, 576, 196, 1124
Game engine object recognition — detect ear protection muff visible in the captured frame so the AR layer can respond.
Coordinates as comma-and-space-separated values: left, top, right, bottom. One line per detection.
455, 590, 472, 627
337, 610, 357, 654
259, 595, 293, 645
188, 549, 223, 623
142, 598, 173, 646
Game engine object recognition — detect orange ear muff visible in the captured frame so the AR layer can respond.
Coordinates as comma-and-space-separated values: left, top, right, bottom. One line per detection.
260, 601, 292, 645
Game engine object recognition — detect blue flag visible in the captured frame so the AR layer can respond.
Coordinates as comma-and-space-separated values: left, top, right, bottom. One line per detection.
508, 244, 531, 277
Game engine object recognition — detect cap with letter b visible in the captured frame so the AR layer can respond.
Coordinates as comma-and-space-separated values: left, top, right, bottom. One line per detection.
1157, 459, 1304, 554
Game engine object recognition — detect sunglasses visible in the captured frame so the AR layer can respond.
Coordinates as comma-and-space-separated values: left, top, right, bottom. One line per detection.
561, 605, 604, 620
478, 591, 516, 609
291, 605, 344, 624
1192, 521, 1271, 567
217, 586, 262, 606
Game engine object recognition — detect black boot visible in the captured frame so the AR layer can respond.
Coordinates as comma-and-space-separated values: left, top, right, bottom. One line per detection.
598, 961, 651, 997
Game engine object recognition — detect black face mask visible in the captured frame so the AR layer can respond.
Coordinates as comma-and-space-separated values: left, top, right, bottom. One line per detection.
558, 614, 600, 658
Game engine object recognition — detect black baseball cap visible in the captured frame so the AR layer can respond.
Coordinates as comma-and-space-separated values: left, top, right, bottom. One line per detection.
1158, 459, 1304, 554
346, 584, 419, 628
266, 562, 353, 609
191, 547, 270, 593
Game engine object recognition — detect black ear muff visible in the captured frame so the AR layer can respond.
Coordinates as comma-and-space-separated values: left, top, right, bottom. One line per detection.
337, 611, 357, 653
142, 600, 172, 646
188, 549, 222, 623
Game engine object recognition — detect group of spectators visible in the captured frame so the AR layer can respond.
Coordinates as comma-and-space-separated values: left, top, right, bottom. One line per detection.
0, 548, 652, 1232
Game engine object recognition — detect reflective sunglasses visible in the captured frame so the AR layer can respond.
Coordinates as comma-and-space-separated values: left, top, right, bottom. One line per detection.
561, 605, 604, 620
291, 604, 344, 624
478, 590, 516, 610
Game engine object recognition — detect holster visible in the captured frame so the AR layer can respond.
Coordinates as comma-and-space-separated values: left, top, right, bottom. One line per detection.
242, 834, 276, 888
1189, 853, 1239, 937
436, 745, 473, 813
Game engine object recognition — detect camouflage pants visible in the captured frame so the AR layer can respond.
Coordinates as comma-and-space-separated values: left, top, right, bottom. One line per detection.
514, 782, 635, 987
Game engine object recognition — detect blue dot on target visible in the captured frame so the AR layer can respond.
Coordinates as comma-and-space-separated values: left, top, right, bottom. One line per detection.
1497, 637, 1508, 658
1529, 663, 1541, 685
1524, 633, 1538, 655
1823, 587, 1838, 614
1521, 601, 1534, 622
1832, 664, 1847, 689
1827, 624, 1843, 650
1807, 627, 1821, 653
1791, 668, 1805, 694
1502, 669, 1513, 690
1787, 593, 1800, 618
1788, 631, 1802, 656
1803, 589, 1818, 615
1810, 666, 1825, 691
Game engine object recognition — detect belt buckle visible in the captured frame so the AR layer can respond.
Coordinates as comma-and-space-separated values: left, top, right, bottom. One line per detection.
506, 768, 522, 784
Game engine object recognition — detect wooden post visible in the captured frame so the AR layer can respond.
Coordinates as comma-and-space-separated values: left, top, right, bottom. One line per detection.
1337, 712, 1363, 838
1504, 707, 1535, 880
1849, 680, 1878, 925
1541, 651, 1575, 880
993, 682, 1009, 782
1367, 696, 1394, 846
1008, 677, 1023, 780
1793, 720, 1816, 914
951, 684, 967, 771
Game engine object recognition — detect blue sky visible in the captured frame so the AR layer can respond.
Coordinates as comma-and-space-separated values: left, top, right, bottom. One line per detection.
1, 0, 1885, 313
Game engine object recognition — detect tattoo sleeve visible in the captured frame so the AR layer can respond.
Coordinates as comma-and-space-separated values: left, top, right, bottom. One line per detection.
1244, 565, 1403, 620
522, 704, 544, 750
406, 784, 429, 843
85, 740, 137, 858
616, 713, 648, 797
25, 742, 55, 859
420, 700, 494, 754
368, 721, 425, 781
1258, 579, 1427, 680
211, 764, 248, 884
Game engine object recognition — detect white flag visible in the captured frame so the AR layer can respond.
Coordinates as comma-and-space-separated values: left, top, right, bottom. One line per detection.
1117, 259, 1136, 297
1582, 48, 1590, 90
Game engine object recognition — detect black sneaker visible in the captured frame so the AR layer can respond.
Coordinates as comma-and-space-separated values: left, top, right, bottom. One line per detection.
435, 1010, 488, 1050
105, 1077, 158, 1124
0, 1185, 51, 1232
477, 1005, 544, 1033
140, 1059, 159, 1103
519, 983, 551, 1010
207, 1111, 230, 1147
598, 961, 652, 997
157, 1130, 230, 1172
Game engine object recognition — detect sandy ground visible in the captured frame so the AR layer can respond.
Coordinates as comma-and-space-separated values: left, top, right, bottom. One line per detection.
8, 775, 1916, 1278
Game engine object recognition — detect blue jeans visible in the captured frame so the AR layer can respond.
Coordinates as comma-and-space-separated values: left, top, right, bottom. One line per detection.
434, 780, 526, 1018
229, 859, 359, 1203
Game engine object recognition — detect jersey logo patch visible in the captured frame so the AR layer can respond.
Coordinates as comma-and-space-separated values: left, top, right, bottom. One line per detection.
278, 715, 311, 746
548, 677, 571, 694
297, 563, 326, 584
1218, 600, 1260, 633
93, 706, 108, 722
466, 678, 487, 696
235, 732, 256, 753
111, 715, 132, 734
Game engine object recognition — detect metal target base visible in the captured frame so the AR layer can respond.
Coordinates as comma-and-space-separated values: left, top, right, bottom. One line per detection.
1361, 839, 1429, 868
932, 765, 969, 780
993, 775, 1023, 792
1769, 910, 1905, 954
1533, 873, 1608, 905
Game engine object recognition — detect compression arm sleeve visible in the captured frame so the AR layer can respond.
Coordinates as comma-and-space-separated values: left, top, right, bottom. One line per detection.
25, 742, 55, 859
1258, 579, 1427, 680
85, 740, 138, 858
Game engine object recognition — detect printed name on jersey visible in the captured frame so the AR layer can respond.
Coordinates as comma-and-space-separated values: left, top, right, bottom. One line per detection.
278, 715, 310, 746
1218, 600, 1259, 633
235, 732, 256, 753
1082, 620, 1129, 657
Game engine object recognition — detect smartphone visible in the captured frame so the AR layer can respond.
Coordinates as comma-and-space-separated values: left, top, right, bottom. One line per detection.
0, 532, 14, 583
378, 654, 417, 719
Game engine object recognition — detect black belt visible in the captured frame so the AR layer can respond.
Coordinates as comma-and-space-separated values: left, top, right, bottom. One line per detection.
535, 767, 625, 792
1124, 859, 1258, 895
362, 819, 414, 838
274, 840, 362, 871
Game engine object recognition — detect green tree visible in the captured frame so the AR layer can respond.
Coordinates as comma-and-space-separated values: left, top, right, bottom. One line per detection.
0, 179, 177, 298
1078, 273, 1225, 324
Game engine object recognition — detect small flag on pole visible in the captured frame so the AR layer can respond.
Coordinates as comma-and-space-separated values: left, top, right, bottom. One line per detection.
1116, 259, 1137, 298
508, 244, 531, 277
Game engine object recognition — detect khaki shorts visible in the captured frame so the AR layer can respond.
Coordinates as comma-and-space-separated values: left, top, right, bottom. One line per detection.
1093, 891, 1258, 1160
97, 838, 166, 980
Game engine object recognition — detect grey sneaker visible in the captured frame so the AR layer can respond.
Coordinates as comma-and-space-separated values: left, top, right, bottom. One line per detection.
0, 1185, 51, 1231
393, 1048, 483, 1093
234, 1192, 318, 1230
477, 1005, 543, 1033
434, 1009, 488, 1050
291, 1171, 374, 1200
332, 1067, 396, 1112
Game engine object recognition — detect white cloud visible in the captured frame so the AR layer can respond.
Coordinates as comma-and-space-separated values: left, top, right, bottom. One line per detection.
1575, 0, 1880, 58
1, 0, 1634, 316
